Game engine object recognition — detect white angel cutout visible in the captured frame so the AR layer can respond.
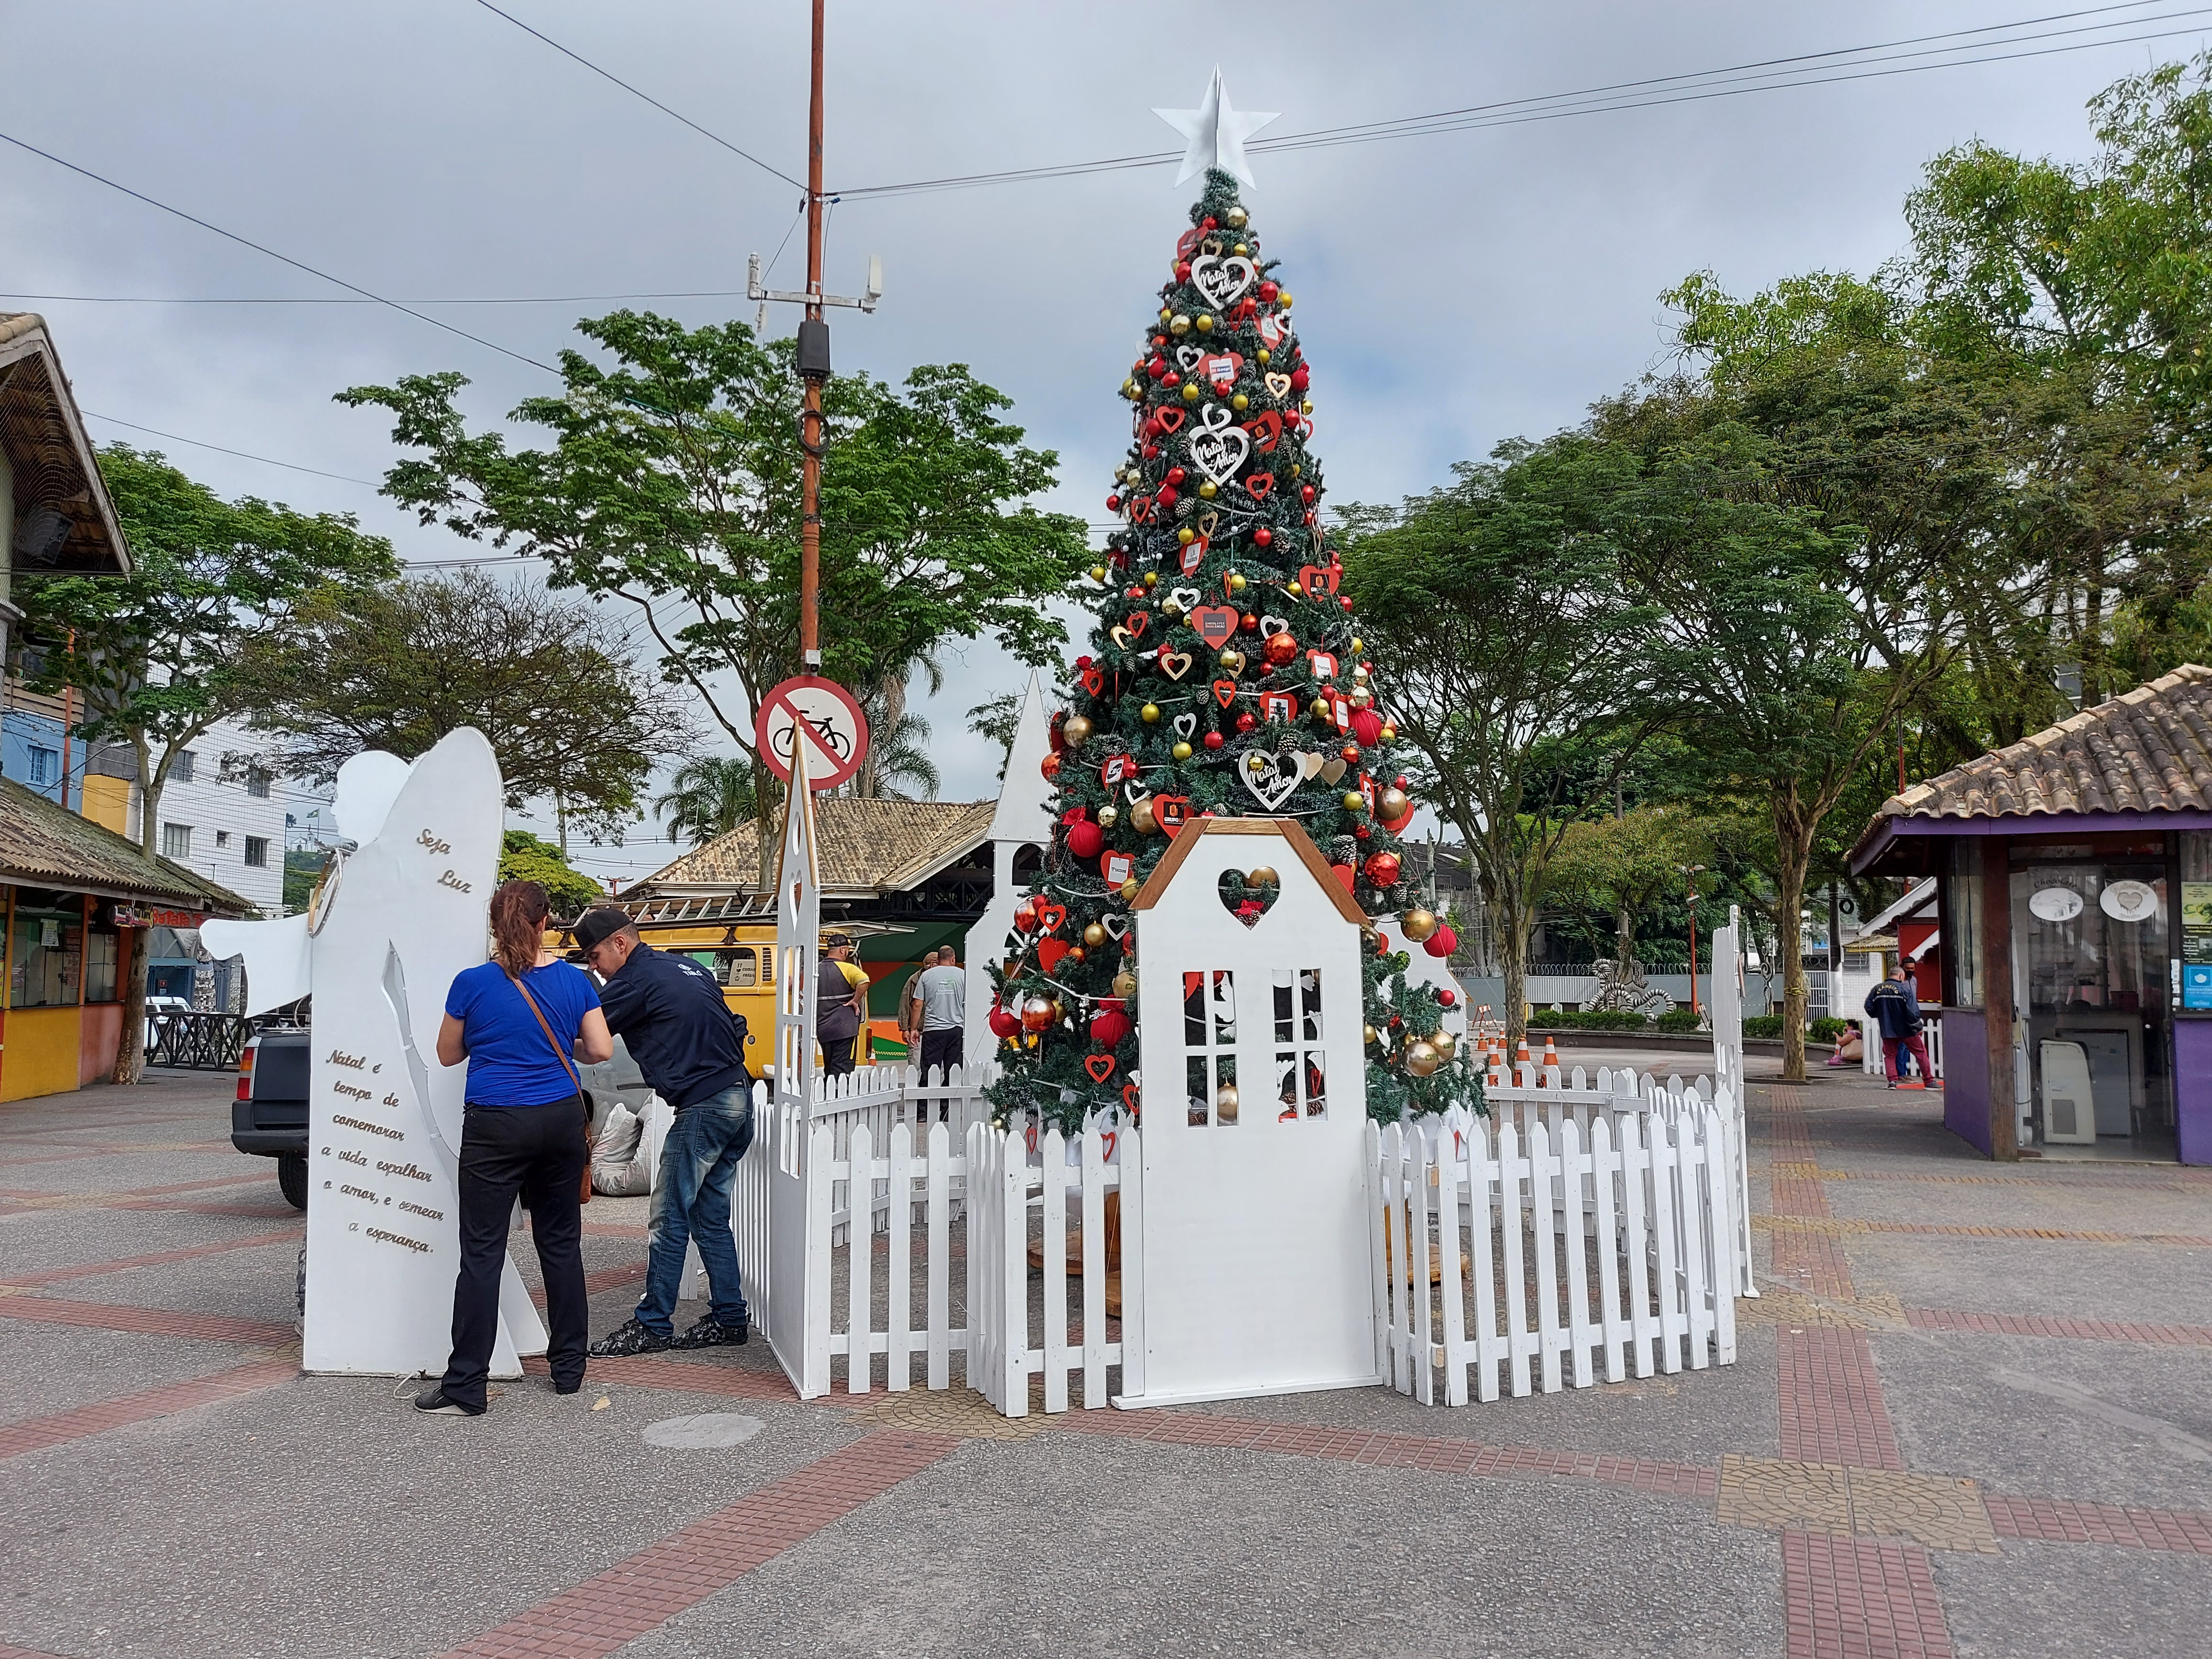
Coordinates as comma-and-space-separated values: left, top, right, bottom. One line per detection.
203, 729, 547, 1376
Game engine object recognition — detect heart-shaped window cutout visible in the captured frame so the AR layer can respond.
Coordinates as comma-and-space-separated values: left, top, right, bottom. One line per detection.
1218, 869, 1281, 929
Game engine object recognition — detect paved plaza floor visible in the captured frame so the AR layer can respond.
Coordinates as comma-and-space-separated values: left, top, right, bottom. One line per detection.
1, 1061, 2207, 1658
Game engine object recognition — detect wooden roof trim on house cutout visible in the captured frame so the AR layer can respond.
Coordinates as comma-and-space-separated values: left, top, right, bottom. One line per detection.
1130, 815, 1368, 925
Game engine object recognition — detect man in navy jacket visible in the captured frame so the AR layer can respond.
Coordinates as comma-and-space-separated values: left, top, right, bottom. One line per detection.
572, 908, 755, 1355
1863, 964, 1936, 1091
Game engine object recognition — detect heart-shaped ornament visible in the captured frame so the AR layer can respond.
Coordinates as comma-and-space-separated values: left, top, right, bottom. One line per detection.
1197, 510, 1220, 538
1188, 604, 1239, 644
1108, 624, 1134, 649
1298, 563, 1341, 597
1258, 615, 1291, 638
1123, 611, 1150, 640
1178, 540, 1206, 575
1175, 226, 1205, 261
1085, 1054, 1117, 1084
1292, 751, 1327, 780
1239, 749, 1301, 810
1153, 406, 1185, 435
1157, 648, 1194, 681
1264, 372, 1293, 401
1212, 678, 1239, 710
1319, 757, 1348, 785
1123, 780, 1150, 805
1259, 310, 1294, 349
1246, 473, 1275, 502
1153, 796, 1192, 835
1100, 851, 1134, 885
1190, 253, 1257, 309
1188, 405, 1251, 487
1100, 912, 1129, 940
1244, 410, 1283, 453
1101, 753, 1133, 788
1081, 666, 1105, 697
1172, 712, 1197, 738
1039, 938, 1070, 973
1169, 586, 1200, 611
1174, 343, 1203, 373
1034, 898, 1068, 934
1200, 351, 1244, 393
1122, 1080, 1141, 1113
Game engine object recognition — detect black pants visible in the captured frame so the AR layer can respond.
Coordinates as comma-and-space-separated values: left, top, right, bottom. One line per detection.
440, 1098, 587, 1409
820, 1033, 857, 1077
916, 1028, 965, 1122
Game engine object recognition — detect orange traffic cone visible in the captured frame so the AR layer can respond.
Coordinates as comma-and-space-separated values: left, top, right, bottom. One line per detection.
1542, 1035, 1559, 1073
1515, 1035, 1532, 1081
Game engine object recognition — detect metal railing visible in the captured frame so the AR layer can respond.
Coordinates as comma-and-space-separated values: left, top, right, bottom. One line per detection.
146, 1009, 253, 1071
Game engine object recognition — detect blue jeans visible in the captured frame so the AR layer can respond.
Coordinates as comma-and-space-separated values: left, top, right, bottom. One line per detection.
637, 1085, 754, 1336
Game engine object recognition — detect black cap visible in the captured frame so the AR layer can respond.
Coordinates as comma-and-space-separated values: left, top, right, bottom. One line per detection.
572, 907, 634, 953
823, 931, 855, 949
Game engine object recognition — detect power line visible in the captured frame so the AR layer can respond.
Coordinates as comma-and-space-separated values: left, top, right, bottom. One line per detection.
2, 288, 760, 307
468, 0, 802, 190
0, 130, 558, 374
830, 3, 2212, 198
82, 410, 384, 487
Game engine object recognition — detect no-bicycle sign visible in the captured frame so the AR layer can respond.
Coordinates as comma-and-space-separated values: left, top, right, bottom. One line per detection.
754, 675, 870, 791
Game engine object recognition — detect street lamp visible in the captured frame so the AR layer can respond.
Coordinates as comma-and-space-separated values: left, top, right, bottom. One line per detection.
1679, 864, 1707, 1018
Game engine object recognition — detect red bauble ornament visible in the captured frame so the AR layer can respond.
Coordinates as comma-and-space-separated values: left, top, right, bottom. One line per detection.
1020, 995, 1056, 1033
1290, 365, 1310, 391
1089, 1002, 1133, 1048
1203, 730, 1225, 750
1300, 482, 1317, 505
1364, 851, 1403, 887
1142, 444, 1160, 459
1202, 215, 1217, 229
1394, 775, 1409, 789
1157, 484, 1179, 507
988, 1004, 1022, 1039
1340, 596, 1356, 613
1066, 820, 1104, 860
1351, 708, 1384, 747
1259, 280, 1279, 302
1253, 527, 1272, 547
1330, 863, 1356, 893
1040, 752, 1061, 780
1354, 825, 1371, 840
1438, 987, 1458, 1007
1235, 711, 1257, 733
1425, 924, 1458, 959
1262, 631, 1299, 668
1162, 372, 1181, 389
1166, 466, 1186, 486
1340, 743, 1360, 763
1106, 494, 1120, 512
1175, 260, 1192, 281
1239, 611, 1259, 632
1013, 902, 1039, 935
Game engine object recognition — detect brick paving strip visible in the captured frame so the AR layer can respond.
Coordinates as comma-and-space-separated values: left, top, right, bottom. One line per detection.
1756, 1214, 2212, 1247
431, 1430, 960, 1659
0, 1356, 297, 1463
1985, 1495, 2212, 1554
1904, 1307, 2212, 1346
0, 1295, 293, 1346
1782, 1529, 1956, 1659
0, 1173, 267, 1205
0, 1228, 299, 1290
0, 1643, 70, 1659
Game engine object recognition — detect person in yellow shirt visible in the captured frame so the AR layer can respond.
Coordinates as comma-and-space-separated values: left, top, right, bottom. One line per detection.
817, 932, 870, 1076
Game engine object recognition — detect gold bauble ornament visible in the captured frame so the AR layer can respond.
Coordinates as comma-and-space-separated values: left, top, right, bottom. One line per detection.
1245, 753, 1267, 774
1342, 790, 1366, 812
1311, 696, 1332, 719
1121, 379, 1138, 398
1349, 636, 1364, 654
1215, 1083, 1241, 1123
1363, 1023, 1380, 1045
1178, 526, 1197, 545
1257, 347, 1272, 364
1113, 970, 1138, 998
1182, 383, 1202, 402
1097, 805, 1118, 829
1172, 741, 1193, 761
1231, 393, 1249, 411
1349, 687, 1372, 709
1195, 314, 1214, 333
1088, 565, 1106, 583
1142, 571, 1158, 587
1279, 292, 1294, 309
1289, 462, 1301, 476
1062, 715, 1094, 748
1288, 581, 1304, 597
1220, 649, 1245, 672
1120, 877, 1141, 901
1131, 798, 1159, 833
1303, 398, 1314, 414
1228, 572, 1247, 592
1198, 480, 1218, 498
1247, 865, 1279, 888
1168, 314, 1191, 335
1226, 206, 1249, 228
1399, 906, 1438, 941
1379, 787, 1411, 820
1379, 723, 1398, 742
1432, 1030, 1457, 1061
1405, 1040, 1443, 1077
1083, 922, 1107, 948
1140, 703, 1161, 724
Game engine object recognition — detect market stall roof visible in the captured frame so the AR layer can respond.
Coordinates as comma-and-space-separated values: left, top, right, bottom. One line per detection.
1851, 665, 2212, 875
0, 313, 131, 579
629, 797, 998, 901
0, 777, 253, 914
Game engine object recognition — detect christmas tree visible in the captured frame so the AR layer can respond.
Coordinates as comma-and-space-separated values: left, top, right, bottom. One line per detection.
985, 162, 1480, 1135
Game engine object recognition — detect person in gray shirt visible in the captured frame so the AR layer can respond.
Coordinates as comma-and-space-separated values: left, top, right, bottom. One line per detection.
911, 945, 967, 1122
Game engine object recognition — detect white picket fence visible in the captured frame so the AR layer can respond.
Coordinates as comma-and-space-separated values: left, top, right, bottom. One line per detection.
1861, 1013, 1945, 1081
1371, 1094, 1741, 1406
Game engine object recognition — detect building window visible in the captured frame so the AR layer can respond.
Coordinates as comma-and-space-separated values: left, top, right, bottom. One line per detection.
161, 822, 192, 859
1946, 840, 1983, 1009
171, 750, 196, 785
10, 893, 83, 1008
215, 830, 230, 849
84, 927, 120, 1004
244, 835, 269, 868
25, 746, 58, 787
246, 766, 272, 798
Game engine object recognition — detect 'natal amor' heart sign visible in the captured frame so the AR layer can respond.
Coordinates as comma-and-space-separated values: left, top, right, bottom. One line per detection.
1240, 749, 1303, 810
1190, 253, 1257, 309
1188, 405, 1250, 487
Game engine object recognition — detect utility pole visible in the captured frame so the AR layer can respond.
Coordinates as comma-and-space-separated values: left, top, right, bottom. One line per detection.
1680, 863, 1706, 1019
747, 0, 883, 675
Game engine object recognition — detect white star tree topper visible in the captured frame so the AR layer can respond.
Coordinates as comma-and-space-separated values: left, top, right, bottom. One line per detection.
1153, 67, 1279, 190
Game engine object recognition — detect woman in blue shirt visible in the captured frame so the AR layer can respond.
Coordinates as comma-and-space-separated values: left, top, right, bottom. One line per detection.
415, 880, 613, 1416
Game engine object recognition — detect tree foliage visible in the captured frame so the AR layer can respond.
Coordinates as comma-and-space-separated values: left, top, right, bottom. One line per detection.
497, 829, 603, 917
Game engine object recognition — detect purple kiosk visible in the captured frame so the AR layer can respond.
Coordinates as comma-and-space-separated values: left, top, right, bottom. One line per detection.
1849, 665, 2212, 1166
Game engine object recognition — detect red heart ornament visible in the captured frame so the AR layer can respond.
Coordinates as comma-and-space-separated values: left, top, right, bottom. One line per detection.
1123, 611, 1150, 640
1085, 1054, 1117, 1084
1299, 563, 1341, 597
1212, 679, 1239, 710
1122, 1080, 1141, 1114
1129, 497, 1154, 524
1246, 473, 1275, 501
1201, 352, 1243, 392
1039, 938, 1070, 973
1100, 851, 1133, 885
1154, 796, 1191, 836
1189, 604, 1239, 644
1179, 539, 1206, 575
1153, 406, 1185, 435
1101, 1129, 1117, 1161
1101, 753, 1132, 788
1244, 410, 1283, 453
1175, 226, 1204, 261
1035, 899, 1068, 934
1081, 666, 1106, 697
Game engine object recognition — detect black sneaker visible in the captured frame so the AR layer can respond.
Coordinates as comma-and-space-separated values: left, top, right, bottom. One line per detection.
588, 1317, 673, 1358
672, 1314, 749, 1349
552, 1376, 584, 1395
413, 1385, 483, 1416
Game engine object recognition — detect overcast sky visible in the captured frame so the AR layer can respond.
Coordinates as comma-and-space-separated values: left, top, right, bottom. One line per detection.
5, 1, 2202, 881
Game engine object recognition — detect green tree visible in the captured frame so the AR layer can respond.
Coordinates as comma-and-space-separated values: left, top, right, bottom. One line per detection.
1544, 806, 1705, 975
1343, 434, 1658, 1048
282, 847, 330, 917
339, 310, 1090, 868
235, 567, 691, 848
498, 830, 603, 917
654, 755, 773, 847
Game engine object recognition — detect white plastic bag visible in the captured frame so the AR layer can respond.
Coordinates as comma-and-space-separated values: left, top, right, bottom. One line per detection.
591, 1099, 652, 1196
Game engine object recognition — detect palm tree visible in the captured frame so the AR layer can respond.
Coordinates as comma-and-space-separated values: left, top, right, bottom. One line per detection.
654, 755, 768, 846
865, 709, 940, 800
